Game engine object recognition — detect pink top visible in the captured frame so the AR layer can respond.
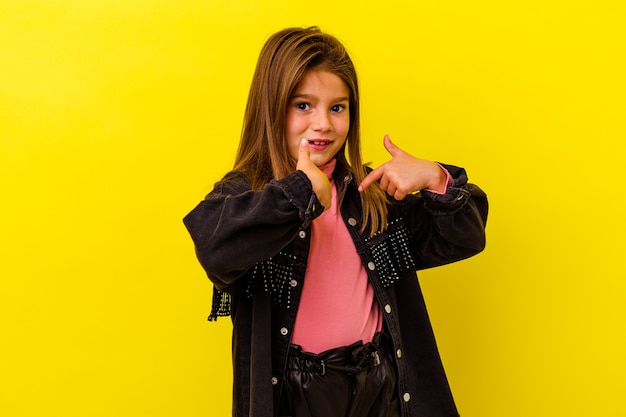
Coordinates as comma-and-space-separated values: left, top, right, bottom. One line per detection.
291, 160, 383, 353
291, 160, 451, 353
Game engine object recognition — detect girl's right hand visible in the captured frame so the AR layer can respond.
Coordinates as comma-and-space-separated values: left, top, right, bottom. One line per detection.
296, 138, 331, 211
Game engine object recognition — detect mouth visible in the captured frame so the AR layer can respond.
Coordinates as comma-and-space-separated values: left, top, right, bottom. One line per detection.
307, 139, 333, 150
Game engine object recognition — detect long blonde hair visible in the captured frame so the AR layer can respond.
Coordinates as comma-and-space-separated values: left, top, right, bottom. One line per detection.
233, 27, 388, 234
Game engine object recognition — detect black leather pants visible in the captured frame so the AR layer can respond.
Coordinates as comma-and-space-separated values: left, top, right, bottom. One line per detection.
278, 333, 400, 417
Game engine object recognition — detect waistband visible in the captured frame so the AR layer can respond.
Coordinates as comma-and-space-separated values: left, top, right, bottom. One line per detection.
287, 332, 391, 376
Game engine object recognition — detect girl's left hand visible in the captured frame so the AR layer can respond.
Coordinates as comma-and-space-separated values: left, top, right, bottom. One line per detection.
358, 135, 446, 200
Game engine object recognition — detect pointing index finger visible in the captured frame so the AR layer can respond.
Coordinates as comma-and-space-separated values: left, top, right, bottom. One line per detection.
358, 165, 384, 192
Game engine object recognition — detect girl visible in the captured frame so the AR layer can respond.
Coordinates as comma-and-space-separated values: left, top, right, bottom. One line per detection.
184, 27, 488, 417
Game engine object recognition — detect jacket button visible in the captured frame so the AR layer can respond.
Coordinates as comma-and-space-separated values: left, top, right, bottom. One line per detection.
348, 218, 357, 227
299, 230, 306, 238
367, 262, 375, 271
403, 392, 411, 402
280, 327, 289, 336
290, 279, 298, 287
396, 349, 402, 358
271, 377, 278, 385
384, 304, 392, 314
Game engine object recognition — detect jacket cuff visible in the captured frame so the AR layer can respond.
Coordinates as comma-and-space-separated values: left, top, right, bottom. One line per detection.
421, 163, 472, 214
278, 170, 324, 227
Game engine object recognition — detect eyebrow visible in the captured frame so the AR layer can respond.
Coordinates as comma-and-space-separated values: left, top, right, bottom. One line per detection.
291, 93, 349, 102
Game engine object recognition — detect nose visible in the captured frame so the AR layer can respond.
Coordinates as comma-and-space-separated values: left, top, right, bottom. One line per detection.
312, 110, 332, 132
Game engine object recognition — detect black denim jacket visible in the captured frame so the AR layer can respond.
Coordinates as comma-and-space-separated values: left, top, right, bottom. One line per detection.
183, 162, 488, 417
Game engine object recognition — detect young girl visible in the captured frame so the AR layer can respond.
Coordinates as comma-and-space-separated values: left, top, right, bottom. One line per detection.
184, 27, 488, 417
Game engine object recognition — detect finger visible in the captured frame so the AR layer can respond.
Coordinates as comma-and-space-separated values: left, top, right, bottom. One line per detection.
296, 138, 311, 171
383, 134, 403, 158
394, 189, 408, 201
379, 175, 390, 193
298, 138, 310, 161
358, 165, 385, 192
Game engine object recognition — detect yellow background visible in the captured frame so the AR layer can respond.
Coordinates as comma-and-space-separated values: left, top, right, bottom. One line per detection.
1, 1, 624, 416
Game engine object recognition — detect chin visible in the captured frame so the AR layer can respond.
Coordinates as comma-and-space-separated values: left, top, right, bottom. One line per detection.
311, 157, 331, 167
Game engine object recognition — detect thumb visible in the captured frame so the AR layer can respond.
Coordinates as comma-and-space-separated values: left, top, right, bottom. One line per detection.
298, 138, 310, 161
383, 134, 402, 157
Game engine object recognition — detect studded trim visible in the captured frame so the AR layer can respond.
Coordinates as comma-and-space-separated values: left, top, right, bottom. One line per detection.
207, 286, 231, 321
208, 219, 415, 319
245, 251, 297, 308
364, 218, 416, 287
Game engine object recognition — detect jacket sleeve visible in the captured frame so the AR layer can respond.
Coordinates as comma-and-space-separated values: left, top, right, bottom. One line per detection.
399, 163, 488, 270
183, 170, 323, 291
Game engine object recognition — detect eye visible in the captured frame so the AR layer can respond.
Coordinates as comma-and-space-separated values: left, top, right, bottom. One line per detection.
331, 104, 346, 113
295, 102, 310, 111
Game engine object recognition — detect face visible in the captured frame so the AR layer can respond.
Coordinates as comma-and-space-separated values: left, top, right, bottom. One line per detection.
286, 69, 350, 167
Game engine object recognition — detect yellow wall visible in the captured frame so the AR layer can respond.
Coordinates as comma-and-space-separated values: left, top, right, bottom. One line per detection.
1, 1, 624, 416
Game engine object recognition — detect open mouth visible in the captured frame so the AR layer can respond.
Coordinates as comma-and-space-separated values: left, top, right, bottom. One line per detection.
308, 139, 332, 147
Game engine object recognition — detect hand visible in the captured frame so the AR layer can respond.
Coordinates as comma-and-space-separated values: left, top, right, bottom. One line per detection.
358, 135, 446, 200
296, 138, 332, 211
